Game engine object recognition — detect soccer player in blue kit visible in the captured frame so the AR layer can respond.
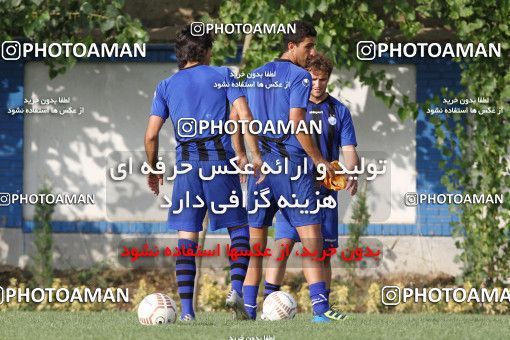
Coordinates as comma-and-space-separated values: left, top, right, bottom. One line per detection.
144, 26, 263, 321
241, 20, 345, 323
262, 53, 360, 321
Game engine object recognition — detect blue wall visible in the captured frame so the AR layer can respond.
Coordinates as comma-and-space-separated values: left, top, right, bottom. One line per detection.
415, 58, 461, 236
0, 59, 24, 228
0, 46, 462, 235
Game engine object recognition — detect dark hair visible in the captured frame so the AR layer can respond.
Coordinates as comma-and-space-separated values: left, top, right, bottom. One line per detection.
282, 20, 317, 52
176, 25, 213, 69
307, 53, 333, 77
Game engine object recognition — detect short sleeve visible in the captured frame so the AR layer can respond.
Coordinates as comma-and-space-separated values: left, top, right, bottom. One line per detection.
339, 106, 357, 147
289, 71, 312, 109
150, 81, 169, 121
225, 67, 244, 104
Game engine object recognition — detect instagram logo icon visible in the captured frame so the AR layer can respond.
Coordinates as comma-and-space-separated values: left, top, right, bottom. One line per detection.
2, 41, 21, 60
381, 286, 401, 306
190, 22, 205, 36
356, 41, 377, 60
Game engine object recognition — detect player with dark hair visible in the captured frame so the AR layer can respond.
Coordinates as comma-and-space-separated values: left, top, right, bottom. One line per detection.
175, 27, 214, 69
144, 25, 263, 321
240, 20, 345, 323
261, 53, 360, 321
281, 20, 318, 62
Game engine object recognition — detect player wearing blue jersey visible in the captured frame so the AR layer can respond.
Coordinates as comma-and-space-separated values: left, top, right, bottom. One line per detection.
261, 53, 360, 321
239, 21, 344, 323
144, 26, 263, 321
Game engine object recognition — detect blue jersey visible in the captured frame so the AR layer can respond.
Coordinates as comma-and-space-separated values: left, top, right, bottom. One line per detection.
307, 94, 357, 162
307, 94, 357, 196
274, 96, 357, 242
243, 59, 312, 162
150, 65, 243, 161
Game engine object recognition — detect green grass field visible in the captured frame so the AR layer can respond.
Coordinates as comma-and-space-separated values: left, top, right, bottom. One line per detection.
1, 311, 509, 340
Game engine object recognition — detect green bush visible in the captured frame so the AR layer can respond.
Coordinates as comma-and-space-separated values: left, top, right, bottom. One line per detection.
31, 184, 55, 287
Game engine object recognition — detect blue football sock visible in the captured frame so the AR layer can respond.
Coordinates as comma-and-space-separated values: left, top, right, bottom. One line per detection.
309, 282, 329, 315
228, 226, 250, 296
243, 285, 259, 319
176, 238, 197, 318
263, 280, 281, 299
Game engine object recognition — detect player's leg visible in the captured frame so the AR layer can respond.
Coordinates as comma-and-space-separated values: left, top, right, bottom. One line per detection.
243, 226, 267, 319
316, 203, 347, 321
281, 160, 335, 322
202, 160, 250, 319
297, 234, 334, 301
323, 255, 332, 297
227, 225, 250, 295
298, 241, 333, 301
243, 171, 278, 319
167, 160, 207, 321
175, 230, 199, 321
319, 253, 348, 321
225, 225, 251, 319
296, 224, 345, 321
263, 212, 299, 300
295, 224, 331, 316
264, 237, 295, 298
261, 217, 297, 320
294, 225, 324, 285
321, 202, 339, 302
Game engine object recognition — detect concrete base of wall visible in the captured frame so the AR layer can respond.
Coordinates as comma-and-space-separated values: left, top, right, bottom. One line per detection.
0, 228, 462, 277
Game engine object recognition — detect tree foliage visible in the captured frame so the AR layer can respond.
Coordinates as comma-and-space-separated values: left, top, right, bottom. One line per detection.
347, 181, 370, 250
0, 0, 148, 78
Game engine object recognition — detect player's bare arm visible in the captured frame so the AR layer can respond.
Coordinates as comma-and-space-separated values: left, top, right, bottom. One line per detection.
229, 109, 249, 183
341, 145, 360, 196
144, 115, 165, 195
231, 97, 264, 183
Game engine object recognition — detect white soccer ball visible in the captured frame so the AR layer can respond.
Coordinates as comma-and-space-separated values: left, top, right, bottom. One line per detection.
262, 291, 298, 320
137, 293, 177, 325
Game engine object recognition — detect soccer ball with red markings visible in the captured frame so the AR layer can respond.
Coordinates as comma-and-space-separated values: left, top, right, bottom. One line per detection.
262, 291, 298, 320
137, 293, 177, 325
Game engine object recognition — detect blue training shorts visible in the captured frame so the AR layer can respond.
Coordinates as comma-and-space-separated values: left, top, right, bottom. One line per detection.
247, 153, 321, 228
274, 197, 339, 248
167, 159, 247, 232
